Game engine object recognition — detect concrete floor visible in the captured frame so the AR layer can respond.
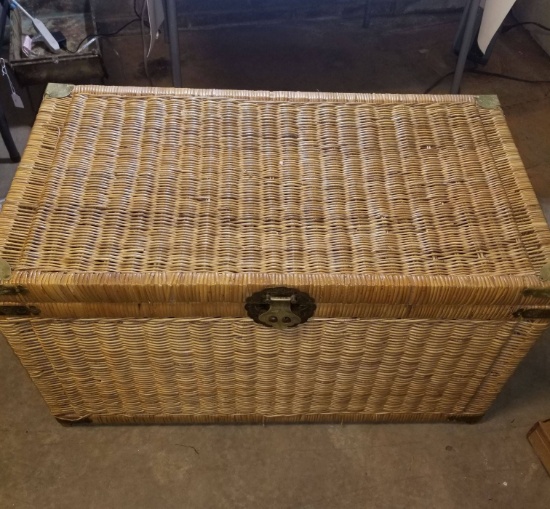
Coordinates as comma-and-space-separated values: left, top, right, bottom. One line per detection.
1, 13, 550, 508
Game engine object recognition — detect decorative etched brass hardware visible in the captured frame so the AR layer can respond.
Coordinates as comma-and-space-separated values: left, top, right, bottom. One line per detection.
0, 285, 27, 296
476, 95, 500, 109
523, 288, 550, 299
0, 305, 39, 316
45, 83, 75, 98
513, 308, 550, 319
0, 258, 11, 280
245, 287, 316, 329
258, 295, 302, 329
540, 264, 550, 282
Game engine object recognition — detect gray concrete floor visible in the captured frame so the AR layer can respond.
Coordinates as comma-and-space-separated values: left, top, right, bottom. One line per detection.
1, 13, 550, 509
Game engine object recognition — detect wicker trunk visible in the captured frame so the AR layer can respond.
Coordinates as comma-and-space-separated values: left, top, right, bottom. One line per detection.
1, 84, 549, 425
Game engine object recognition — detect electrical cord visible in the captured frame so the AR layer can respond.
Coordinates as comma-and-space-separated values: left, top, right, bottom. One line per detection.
469, 69, 550, 84
140, 0, 153, 86
424, 19, 550, 92
64, 12, 550, 85
502, 21, 550, 34
134, 0, 151, 27
64, 14, 550, 54
66, 0, 153, 84
425, 68, 550, 93
69, 1, 152, 54
424, 71, 455, 93
72, 17, 141, 53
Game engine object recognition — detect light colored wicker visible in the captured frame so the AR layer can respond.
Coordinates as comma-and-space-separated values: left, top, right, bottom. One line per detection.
0, 85, 549, 424
3, 317, 547, 423
0, 86, 550, 313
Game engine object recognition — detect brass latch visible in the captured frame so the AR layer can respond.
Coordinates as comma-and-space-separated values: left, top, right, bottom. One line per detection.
258, 295, 302, 330
245, 287, 316, 330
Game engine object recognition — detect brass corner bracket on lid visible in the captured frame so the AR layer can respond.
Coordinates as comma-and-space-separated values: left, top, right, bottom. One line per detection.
476, 95, 500, 109
45, 83, 75, 98
540, 263, 550, 282
0, 258, 11, 280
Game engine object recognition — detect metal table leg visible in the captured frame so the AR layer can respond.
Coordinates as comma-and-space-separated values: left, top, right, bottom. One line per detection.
451, 0, 481, 94
0, 0, 9, 44
0, 0, 20, 162
165, 0, 182, 87
0, 105, 21, 162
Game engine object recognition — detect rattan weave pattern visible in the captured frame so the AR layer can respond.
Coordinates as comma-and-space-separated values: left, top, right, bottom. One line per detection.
1, 301, 541, 320
2, 317, 545, 422
1, 87, 549, 277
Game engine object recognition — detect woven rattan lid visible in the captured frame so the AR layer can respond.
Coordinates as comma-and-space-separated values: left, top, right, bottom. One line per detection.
1, 84, 549, 319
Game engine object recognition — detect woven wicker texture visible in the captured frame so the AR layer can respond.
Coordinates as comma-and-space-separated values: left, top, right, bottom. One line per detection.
1, 86, 549, 280
87, 413, 480, 424
1, 317, 545, 422
1, 87, 549, 424
4, 301, 546, 320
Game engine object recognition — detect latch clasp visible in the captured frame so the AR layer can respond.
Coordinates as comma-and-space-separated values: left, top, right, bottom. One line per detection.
258, 295, 302, 329
245, 287, 316, 329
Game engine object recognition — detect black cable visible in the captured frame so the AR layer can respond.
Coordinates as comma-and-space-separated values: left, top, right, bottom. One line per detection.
425, 68, 550, 93
424, 62, 479, 93
70, 15, 550, 54
502, 21, 550, 34
424, 71, 455, 93
423, 20, 550, 92
134, 0, 142, 20
141, 0, 153, 86
469, 69, 550, 83
134, 0, 150, 27
73, 17, 140, 53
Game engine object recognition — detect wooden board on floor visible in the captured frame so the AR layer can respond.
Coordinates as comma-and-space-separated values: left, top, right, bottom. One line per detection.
528, 420, 550, 477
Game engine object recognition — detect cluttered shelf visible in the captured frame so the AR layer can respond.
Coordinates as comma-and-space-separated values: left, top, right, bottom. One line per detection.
3, 1, 105, 86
